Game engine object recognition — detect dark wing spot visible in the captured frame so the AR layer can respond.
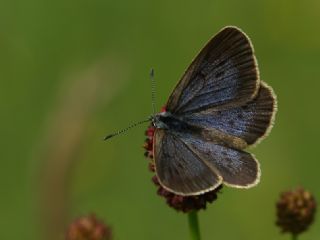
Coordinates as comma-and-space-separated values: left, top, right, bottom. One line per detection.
199, 70, 206, 78
237, 113, 243, 119
215, 71, 224, 78
228, 120, 235, 126
241, 105, 249, 110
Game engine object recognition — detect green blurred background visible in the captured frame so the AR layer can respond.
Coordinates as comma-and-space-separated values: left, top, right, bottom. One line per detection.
1, 0, 319, 239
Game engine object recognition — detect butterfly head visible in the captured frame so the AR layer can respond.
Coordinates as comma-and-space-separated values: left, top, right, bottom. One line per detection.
151, 111, 171, 129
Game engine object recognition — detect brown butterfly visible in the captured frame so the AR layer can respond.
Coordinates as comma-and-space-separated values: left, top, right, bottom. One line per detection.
151, 26, 277, 196
105, 26, 277, 196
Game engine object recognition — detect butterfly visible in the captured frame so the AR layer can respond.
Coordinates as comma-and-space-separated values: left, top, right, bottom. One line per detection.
151, 26, 277, 196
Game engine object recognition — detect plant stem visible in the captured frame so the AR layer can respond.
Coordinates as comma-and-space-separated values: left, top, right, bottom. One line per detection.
188, 211, 201, 240
292, 234, 298, 240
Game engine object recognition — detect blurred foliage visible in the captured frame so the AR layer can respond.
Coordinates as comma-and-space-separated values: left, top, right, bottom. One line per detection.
1, 0, 320, 239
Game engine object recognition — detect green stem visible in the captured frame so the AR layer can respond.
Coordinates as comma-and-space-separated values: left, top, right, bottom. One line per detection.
188, 211, 201, 240
292, 234, 298, 240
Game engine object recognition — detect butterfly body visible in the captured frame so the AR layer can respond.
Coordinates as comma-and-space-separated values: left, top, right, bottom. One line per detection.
152, 112, 199, 133
151, 26, 277, 196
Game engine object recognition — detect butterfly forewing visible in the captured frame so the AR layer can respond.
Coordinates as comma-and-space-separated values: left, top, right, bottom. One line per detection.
166, 26, 260, 114
154, 129, 222, 196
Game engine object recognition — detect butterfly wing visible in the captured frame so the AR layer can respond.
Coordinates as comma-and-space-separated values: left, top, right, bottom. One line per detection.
153, 129, 222, 196
176, 132, 260, 188
166, 26, 260, 114
181, 82, 277, 146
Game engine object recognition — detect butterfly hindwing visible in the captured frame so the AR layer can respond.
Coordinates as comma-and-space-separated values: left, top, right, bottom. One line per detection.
177, 133, 260, 188
181, 82, 276, 146
153, 129, 222, 196
166, 26, 260, 114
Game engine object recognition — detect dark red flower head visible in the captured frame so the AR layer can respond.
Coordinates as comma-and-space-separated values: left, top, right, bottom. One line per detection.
66, 214, 112, 240
276, 187, 317, 236
143, 108, 222, 212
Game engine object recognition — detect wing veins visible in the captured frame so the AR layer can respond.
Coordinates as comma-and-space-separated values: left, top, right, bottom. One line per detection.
171, 133, 222, 179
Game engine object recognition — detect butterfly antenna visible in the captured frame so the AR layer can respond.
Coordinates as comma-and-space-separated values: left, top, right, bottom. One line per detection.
105, 69, 156, 141
104, 118, 151, 140
150, 68, 156, 115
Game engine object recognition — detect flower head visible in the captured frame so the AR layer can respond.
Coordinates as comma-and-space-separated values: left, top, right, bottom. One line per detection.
66, 214, 112, 240
276, 187, 317, 236
143, 121, 222, 213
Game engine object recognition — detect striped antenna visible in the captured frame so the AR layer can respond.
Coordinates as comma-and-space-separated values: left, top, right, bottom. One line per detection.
150, 68, 156, 115
104, 70, 156, 141
104, 118, 151, 140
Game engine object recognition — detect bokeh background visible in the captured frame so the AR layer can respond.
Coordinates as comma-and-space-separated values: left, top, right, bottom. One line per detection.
1, 0, 319, 239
